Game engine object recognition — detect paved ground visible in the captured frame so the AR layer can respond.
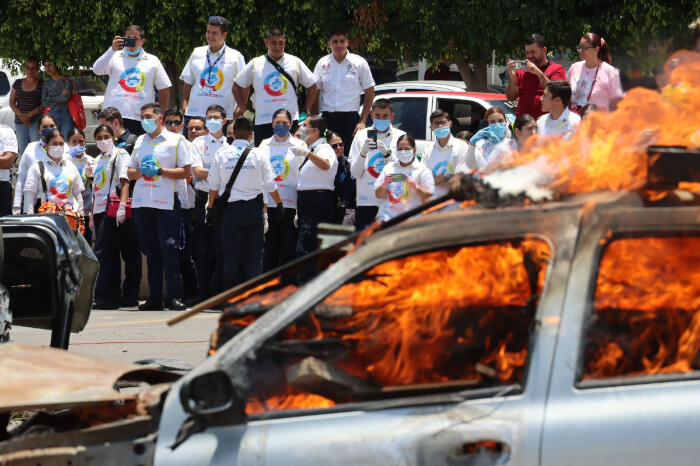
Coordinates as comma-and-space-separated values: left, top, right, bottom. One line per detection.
10, 308, 221, 367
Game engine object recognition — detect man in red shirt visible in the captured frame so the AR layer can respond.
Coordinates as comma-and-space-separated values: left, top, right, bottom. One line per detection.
506, 34, 566, 119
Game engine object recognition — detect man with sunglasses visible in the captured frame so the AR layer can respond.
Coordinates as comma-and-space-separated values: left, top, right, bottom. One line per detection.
180, 16, 245, 129
505, 34, 566, 119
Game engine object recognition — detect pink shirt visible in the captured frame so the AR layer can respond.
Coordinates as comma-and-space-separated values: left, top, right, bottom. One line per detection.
566, 61, 623, 111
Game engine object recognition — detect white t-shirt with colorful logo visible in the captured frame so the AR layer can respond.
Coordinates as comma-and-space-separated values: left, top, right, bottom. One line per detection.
129, 130, 191, 210
349, 126, 406, 207
68, 153, 96, 213
14, 141, 70, 210
420, 135, 468, 197
234, 54, 316, 125
259, 135, 306, 208
374, 159, 435, 222
24, 158, 85, 213
92, 48, 172, 121
92, 147, 129, 214
180, 45, 246, 118
190, 133, 228, 193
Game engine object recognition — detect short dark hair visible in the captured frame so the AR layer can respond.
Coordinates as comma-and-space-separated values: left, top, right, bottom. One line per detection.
94, 124, 115, 139
397, 133, 416, 149
306, 115, 328, 138
525, 33, 546, 48
188, 116, 206, 127
208, 16, 228, 33
140, 103, 163, 115
513, 114, 535, 132
233, 116, 253, 139
266, 28, 285, 39
45, 129, 65, 145
430, 109, 450, 123
206, 104, 226, 119
125, 25, 145, 39
164, 108, 184, 119
327, 27, 348, 41
66, 128, 86, 141
371, 98, 393, 112
545, 80, 572, 107
272, 108, 293, 123
98, 107, 124, 126
25, 57, 40, 68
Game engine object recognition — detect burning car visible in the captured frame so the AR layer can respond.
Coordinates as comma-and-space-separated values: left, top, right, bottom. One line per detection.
2, 52, 700, 465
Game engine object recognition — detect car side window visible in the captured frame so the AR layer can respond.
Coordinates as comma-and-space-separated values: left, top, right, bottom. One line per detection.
244, 238, 550, 415
72, 73, 106, 97
582, 235, 700, 383
385, 97, 428, 140
436, 98, 486, 135
0, 72, 10, 96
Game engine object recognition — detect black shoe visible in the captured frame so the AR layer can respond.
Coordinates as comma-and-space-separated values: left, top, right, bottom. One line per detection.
138, 299, 164, 311
93, 301, 120, 310
165, 297, 188, 311
120, 297, 139, 308
184, 296, 205, 307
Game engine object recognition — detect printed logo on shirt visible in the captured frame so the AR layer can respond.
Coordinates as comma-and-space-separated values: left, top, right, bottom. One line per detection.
431, 160, 454, 177
119, 68, 146, 93
48, 174, 72, 200
388, 180, 410, 204
199, 67, 225, 91
367, 153, 387, 178
263, 72, 289, 97
141, 155, 162, 182
346, 63, 357, 75
94, 166, 108, 191
270, 154, 290, 181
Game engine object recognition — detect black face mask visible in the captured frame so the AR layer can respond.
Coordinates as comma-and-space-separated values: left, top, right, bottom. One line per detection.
226, 136, 234, 145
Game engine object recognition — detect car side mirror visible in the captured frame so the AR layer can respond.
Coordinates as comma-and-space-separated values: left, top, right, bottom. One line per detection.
179, 370, 235, 415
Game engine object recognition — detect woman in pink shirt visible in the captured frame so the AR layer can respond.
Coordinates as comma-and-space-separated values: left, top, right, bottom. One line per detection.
567, 33, 623, 112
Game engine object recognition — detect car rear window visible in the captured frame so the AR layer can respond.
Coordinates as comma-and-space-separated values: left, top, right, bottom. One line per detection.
487, 100, 517, 123
0, 72, 10, 96
373, 96, 428, 139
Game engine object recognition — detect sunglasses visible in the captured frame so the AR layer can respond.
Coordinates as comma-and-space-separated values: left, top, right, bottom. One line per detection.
164, 120, 183, 126
331, 142, 344, 149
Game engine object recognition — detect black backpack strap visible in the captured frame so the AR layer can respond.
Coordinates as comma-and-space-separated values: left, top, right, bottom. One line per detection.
38, 161, 48, 203
265, 54, 297, 88
221, 146, 252, 201
300, 146, 315, 170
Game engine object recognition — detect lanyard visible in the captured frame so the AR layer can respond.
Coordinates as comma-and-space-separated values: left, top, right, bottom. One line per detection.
206, 45, 226, 82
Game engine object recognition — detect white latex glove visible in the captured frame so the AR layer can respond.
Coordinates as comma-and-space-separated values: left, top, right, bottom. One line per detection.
360, 138, 373, 156
116, 202, 126, 225
12, 206, 20, 216
290, 146, 310, 158
376, 140, 388, 156
263, 212, 269, 234
294, 213, 298, 228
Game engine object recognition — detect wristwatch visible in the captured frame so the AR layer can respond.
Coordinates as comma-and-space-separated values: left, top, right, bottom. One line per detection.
157, 168, 163, 176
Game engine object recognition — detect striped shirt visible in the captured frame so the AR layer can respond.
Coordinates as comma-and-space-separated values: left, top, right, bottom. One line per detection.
12, 79, 43, 124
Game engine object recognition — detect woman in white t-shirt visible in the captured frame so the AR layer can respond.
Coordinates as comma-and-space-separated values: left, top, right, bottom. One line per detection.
374, 134, 434, 222
567, 33, 623, 112
464, 107, 511, 170
66, 128, 96, 242
23, 129, 84, 214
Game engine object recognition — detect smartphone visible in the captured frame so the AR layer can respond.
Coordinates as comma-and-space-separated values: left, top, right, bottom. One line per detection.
513, 60, 527, 71
122, 37, 137, 48
367, 129, 377, 142
391, 173, 406, 182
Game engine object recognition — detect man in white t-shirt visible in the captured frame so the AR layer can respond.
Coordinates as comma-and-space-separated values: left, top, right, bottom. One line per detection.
312, 27, 375, 155
179, 16, 245, 128
233, 27, 318, 146
127, 104, 191, 311
348, 99, 405, 231
536, 80, 581, 137
0, 124, 19, 216
93, 25, 172, 136
421, 109, 469, 197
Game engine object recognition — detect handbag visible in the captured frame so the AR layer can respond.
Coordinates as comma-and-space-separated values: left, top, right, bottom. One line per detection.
211, 146, 252, 226
105, 155, 133, 218
570, 65, 599, 115
65, 77, 86, 130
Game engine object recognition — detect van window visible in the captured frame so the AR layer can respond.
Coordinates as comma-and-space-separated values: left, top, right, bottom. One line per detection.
0, 72, 10, 96
436, 98, 487, 135
385, 96, 428, 139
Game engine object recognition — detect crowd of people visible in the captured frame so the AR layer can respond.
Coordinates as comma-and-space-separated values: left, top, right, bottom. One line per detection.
0, 16, 642, 311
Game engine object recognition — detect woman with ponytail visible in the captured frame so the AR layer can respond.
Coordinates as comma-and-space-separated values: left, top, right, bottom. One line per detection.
567, 33, 623, 112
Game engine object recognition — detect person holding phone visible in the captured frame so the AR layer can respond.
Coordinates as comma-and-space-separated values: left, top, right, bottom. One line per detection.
420, 109, 469, 197
506, 34, 566, 119
375, 134, 434, 223
93, 25, 172, 136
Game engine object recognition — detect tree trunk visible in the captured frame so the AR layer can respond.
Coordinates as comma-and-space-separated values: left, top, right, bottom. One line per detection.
454, 56, 488, 92
162, 59, 181, 110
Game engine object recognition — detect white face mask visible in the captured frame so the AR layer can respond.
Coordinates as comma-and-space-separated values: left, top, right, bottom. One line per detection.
299, 126, 310, 142
396, 149, 414, 164
96, 139, 114, 153
48, 145, 64, 158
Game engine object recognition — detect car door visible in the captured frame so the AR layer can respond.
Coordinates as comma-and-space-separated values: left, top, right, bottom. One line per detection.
542, 206, 700, 466
156, 209, 579, 465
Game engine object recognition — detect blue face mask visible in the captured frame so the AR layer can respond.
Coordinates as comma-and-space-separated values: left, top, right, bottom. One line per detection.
41, 127, 55, 139
273, 124, 290, 138
433, 127, 451, 139
124, 47, 142, 57
490, 122, 507, 140
141, 118, 158, 134
205, 118, 223, 133
373, 118, 391, 132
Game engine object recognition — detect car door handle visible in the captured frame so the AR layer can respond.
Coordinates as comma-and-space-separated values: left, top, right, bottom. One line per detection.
448, 440, 511, 465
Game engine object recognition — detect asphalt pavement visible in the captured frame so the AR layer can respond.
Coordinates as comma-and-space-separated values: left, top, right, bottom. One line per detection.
9, 308, 221, 367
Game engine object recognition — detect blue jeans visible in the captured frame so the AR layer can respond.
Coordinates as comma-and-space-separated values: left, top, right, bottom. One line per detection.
133, 202, 182, 300
49, 106, 74, 136
15, 121, 38, 155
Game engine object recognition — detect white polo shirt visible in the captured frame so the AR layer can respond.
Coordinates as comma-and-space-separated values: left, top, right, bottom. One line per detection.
24, 158, 85, 213
14, 141, 70, 210
180, 45, 246, 118
420, 135, 468, 196
536, 108, 581, 137
298, 139, 338, 192
374, 159, 435, 222
209, 139, 277, 202
92, 48, 172, 121
129, 130, 191, 210
0, 124, 18, 182
234, 54, 316, 125
92, 147, 129, 214
190, 133, 228, 193
314, 52, 375, 113
349, 126, 405, 207
259, 135, 306, 208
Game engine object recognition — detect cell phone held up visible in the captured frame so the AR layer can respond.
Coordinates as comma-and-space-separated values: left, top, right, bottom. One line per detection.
513, 60, 527, 71
122, 37, 137, 48
367, 129, 377, 142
